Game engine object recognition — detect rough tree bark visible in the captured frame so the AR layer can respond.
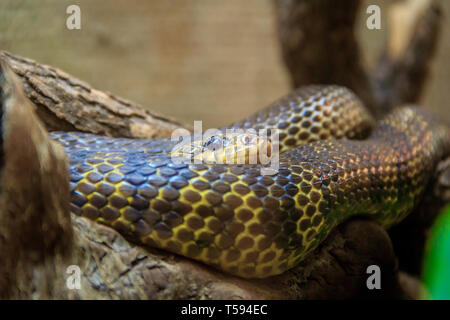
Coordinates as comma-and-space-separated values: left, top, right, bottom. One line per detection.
274, 0, 447, 277
0, 59, 73, 299
372, 0, 442, 115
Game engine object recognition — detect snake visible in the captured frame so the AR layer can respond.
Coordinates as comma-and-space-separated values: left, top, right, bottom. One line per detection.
2, 62, 449, 278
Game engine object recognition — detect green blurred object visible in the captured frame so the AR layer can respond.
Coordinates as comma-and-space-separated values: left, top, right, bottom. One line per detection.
422, 204, 450, 299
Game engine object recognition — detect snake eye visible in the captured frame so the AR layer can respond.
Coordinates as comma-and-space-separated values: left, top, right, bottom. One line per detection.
204, 136, 223, 151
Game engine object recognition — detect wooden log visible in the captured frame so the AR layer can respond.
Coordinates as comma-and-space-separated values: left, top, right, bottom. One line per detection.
0, 51, 190, 139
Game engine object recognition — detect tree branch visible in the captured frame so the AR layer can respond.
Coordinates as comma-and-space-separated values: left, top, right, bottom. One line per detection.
273, 0, 442, 117
371, 0, 442, 115
0, 51, 190, 139
0, 59, 73, 298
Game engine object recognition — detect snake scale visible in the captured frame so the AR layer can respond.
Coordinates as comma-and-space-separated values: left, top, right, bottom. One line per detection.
2, 62, 449, 278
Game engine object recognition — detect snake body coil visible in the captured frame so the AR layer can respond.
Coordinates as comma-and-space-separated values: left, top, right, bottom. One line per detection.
48, 86, 450, 278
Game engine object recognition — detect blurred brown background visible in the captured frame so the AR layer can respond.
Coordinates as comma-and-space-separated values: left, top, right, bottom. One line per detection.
0, 0, 448, 128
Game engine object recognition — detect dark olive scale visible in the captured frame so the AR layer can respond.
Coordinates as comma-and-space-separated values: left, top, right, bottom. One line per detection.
49, 85, 450, 278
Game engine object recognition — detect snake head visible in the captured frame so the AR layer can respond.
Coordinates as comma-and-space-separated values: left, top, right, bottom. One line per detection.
170, 131, 272, 165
